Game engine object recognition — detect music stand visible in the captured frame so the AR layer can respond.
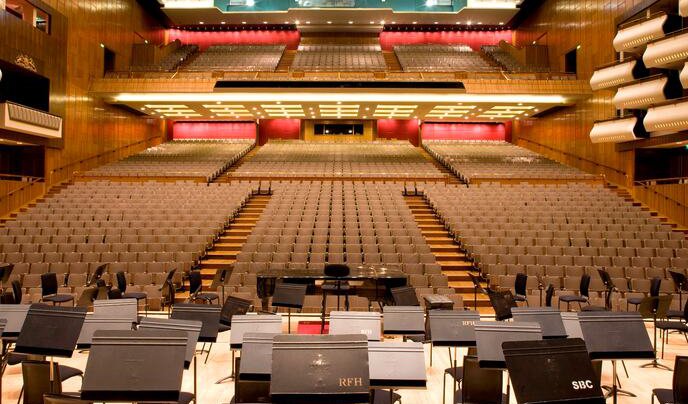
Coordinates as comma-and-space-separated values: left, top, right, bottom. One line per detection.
171, 303, 221, 343
512, 307, 567, 339
669, 270, 687, 316
503, 338, 605, 404
638, 295, 673, 370
468, 273, 485, 309
428, 309, 480, 404
0, 263, 13, 302
474, 321, 542, 369
369, 341, 426, 404
93, 298, 139, 324
228, 314, 282, 381
487, 289, 517, 321
578, 311, 655, 404
561, 312, 584, 340
235, 332, 277, 403
76, 315, 135, 349
271, 334, 370, 404
422, 294, 454, 312
14, 304, 87, 394
81, 329, 188, 402
0, 304, 30, 338
213, 268, 231, 303
271, 282, 307, 333
390, 286, 420, 306
0, 318, 5, 399
329, 311, 382, 341
597, 269, 616, 310
382, 306, 425, 336
139, 317, 202, 401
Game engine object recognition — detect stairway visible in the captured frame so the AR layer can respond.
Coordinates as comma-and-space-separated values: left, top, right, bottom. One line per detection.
218, 145, 261, 182
177, 194, 270, 301
606, 183, 688, 236
276, 50, 296, 72
417, 147, 464, 186
404, 195, 492, 312
382, 51, 402, 71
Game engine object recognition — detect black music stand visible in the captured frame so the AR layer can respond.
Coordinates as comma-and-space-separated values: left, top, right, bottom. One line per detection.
597, 269, 617, 310
390, 286, 420, 306
474, 321, 543, 369
76, 315, 135, 349
329, 311, 382, 341
382, 306, 425, 336
271, 334, 370, 404
638, 295, 673, 370
422, 294, 454, 312
503, 338, 605, 404
468, 273, 486, 309
14, 304, 87, 394
512, 307, 567, 339
0, 318, 5, 399
561, 312, 584, 340
669, 270, 687, 318
0, 263, 13, 303
428, 310, 480, 404
235, 332, 278, 404
487, 289, 517, 321
81, 329, 188, 402
171, 303, 221, 365
138, 317, 202, 401
213, 268, 231, 303
227, 314, 283, 382
93, 298, 139, 324
578, 311, 655, 404
0, 304, 30, 338
369, 341, 426, 404
271, 282, 307, 334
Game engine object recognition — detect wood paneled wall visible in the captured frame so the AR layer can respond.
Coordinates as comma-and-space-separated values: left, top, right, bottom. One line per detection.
0, 0, 166, 214
511, 0, 688, 225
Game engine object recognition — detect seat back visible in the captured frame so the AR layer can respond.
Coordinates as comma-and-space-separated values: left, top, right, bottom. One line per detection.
12, 280, 23, 304
461, 355, 503, 404
40, 273, 59, 297
674, 355, 688, 403
515, 273, 527, 296
545, 284, 554, 307
116, 271, 128, 293
579, 274, 591, 299
22, 360, 62, 404
188, 270, 203, 295
220, 295, 253, 325
650, 277, 661, 297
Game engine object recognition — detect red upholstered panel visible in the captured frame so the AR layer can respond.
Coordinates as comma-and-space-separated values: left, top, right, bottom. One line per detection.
379, 30, 513, 51
258, 119, 301, 145
172, 122, 256, 140
376, 119, 420, 146
421, 122, 507, 141
167, 29, 301, 50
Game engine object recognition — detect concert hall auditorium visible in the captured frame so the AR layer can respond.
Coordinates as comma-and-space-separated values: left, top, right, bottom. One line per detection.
2, 0, 688, 402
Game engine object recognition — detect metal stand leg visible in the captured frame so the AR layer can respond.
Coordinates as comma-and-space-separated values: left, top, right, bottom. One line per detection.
641, 316, 672, 370
193, 354, 198, 404
604, 360, 636, 402
215, 349, 236, 384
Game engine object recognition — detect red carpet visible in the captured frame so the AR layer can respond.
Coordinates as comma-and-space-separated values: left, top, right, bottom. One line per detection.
297, 321, 329, 334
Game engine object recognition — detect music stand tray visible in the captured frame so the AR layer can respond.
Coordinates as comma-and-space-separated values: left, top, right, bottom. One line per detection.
561, 312, 584, 340
230, 314, 283, 349
93, 299, 139, 324
271, 334, 370, 404
487, 289, 517, 321
428, 310, 480, 347
77, 315, 136, 349
14, 304, 87, 358
329, 311, 382, 341
382, 306, 425, 335
138, 317, 202, 369
368, 341, 426, 389
239, 332, 278, 380
81, 329, 188, 402
272, 283, 307, 309
503, 338, 605, 404
0, 304, 31, 338
171, 303, 221, 343
578, 312, 654, 360
422, 294, 454, 312
512, 307, 567, 339
474, 321, 542, 368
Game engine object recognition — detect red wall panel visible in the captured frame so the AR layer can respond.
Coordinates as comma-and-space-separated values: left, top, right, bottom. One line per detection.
379, 30, 513, 51
376, 119, 420, 146
167, 29, 301, 50
172, 121, 256, 140
421, 122, 508, 141
258, 119, 301, 145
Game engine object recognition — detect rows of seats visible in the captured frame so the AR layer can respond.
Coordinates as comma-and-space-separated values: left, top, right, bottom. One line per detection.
0, 181, 255, 309
424, 140, 595, 183
292, 45, 386, 71
83, 139, 254, 182
481, 45, 548, 73
423, 182, 687, 310
233, 141, 443, 179
183, 45, 286, 71
132, 44, 199, 72
394, 45, 499, 72
227, 181, 457, 309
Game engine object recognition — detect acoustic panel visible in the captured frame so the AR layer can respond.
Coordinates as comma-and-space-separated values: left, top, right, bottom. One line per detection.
613, 14, 669, 52
643, 29, 688, 69
590, 116, 646, 144
644, 99, 688, 134
590, 59, 645, 91
613, 75, 682, 109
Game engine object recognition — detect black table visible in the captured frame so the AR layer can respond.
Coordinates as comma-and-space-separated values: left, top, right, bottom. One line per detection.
256, 266, 407, 310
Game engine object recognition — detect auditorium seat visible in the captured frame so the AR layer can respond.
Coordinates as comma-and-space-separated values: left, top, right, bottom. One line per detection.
394, 44, 499, 73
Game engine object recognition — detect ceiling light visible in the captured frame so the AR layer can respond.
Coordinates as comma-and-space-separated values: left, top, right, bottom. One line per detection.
348, 21, 353, 24
327, 21, 332, 24
242, 21, 246, 24
144, 40, 149, 44
391, 21, 396, 24
499, 22, 504, 25
263, 21, 267, 24
433, 21, 438, 24
99, 43, 105, 48
380, 20, 385, 24
413, 21, 417, 24
337, 101, 342, 105
466, 21, 472, 25
284, 21, 289, 24
210, 115, 214, 118
276, 101, 281, 104
221, 21, 226, 24
370, 21, 375, 24
477, 22, 482, 25
199, 21, 204, 24
306, 21, 311, 24
295, 20, 300, 24
246, 0, 254, 5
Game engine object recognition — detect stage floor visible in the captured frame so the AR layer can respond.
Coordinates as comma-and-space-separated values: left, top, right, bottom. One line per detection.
2, 313, 685, 403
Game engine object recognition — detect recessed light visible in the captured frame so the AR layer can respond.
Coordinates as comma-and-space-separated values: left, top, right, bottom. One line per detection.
518, 103, 523, 106
221, 21, 226, 24
477, 22, 482, 25
433, 21, 438, 24
337, 101, 342, 105
242, 21, 247, 24
306, 21, 311, 24
284, 21, 289, 24
276, 101, 281, 104
455, 21, 461, 25
216, 101, 221, 104
99, 43, 105, 48
380, 20, 385, 24
412, 21, 417, 24
327, 21, 332, 24
467, 21, 472, 25
348, 21, 353, 24
199, 21, 204, 24
499, 22, 504, 25
295, 20, 300, 24
144, 40, 149, 44
391, 21, 396, 24
210, 115, 214, 118
263, 21, 268, 24
370, 21, 375, 24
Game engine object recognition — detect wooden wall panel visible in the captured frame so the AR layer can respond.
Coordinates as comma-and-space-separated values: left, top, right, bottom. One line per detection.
0, 0, 166, 214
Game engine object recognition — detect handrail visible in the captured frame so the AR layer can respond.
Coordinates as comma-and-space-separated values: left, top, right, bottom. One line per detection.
633, 180, 688, 210
0, 173, 44, 182
517, 137, 626, 177
635, 176, 688, 186
0, 176, 44, 203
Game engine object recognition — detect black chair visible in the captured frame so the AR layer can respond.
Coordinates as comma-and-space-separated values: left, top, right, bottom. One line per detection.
10, 279, 23, 304
320, 264, 352, 334
513, 273, 528, 306
456, 355, 506, 404
656, 300, 688, 359
652, 356, 688, 404
188, 270, 219, 304
559, 274, 593, 311
40, 273, 74, 306
668, 271, 687, 320
628, 277, 661, 312
21, 360, 83, 404
116, 271, 148, 313
544, 284, 555, 307
160, 268, 178, 313
442, 347, 477, 404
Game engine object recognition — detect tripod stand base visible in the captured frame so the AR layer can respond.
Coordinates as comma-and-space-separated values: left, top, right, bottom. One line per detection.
602, 386, 636, 399
640, 360, 672, 371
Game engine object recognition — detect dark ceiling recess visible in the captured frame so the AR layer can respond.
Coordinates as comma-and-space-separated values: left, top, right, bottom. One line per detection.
171, 24, 297, 31
136, 0, 173, 28
507, 0, 542, 29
